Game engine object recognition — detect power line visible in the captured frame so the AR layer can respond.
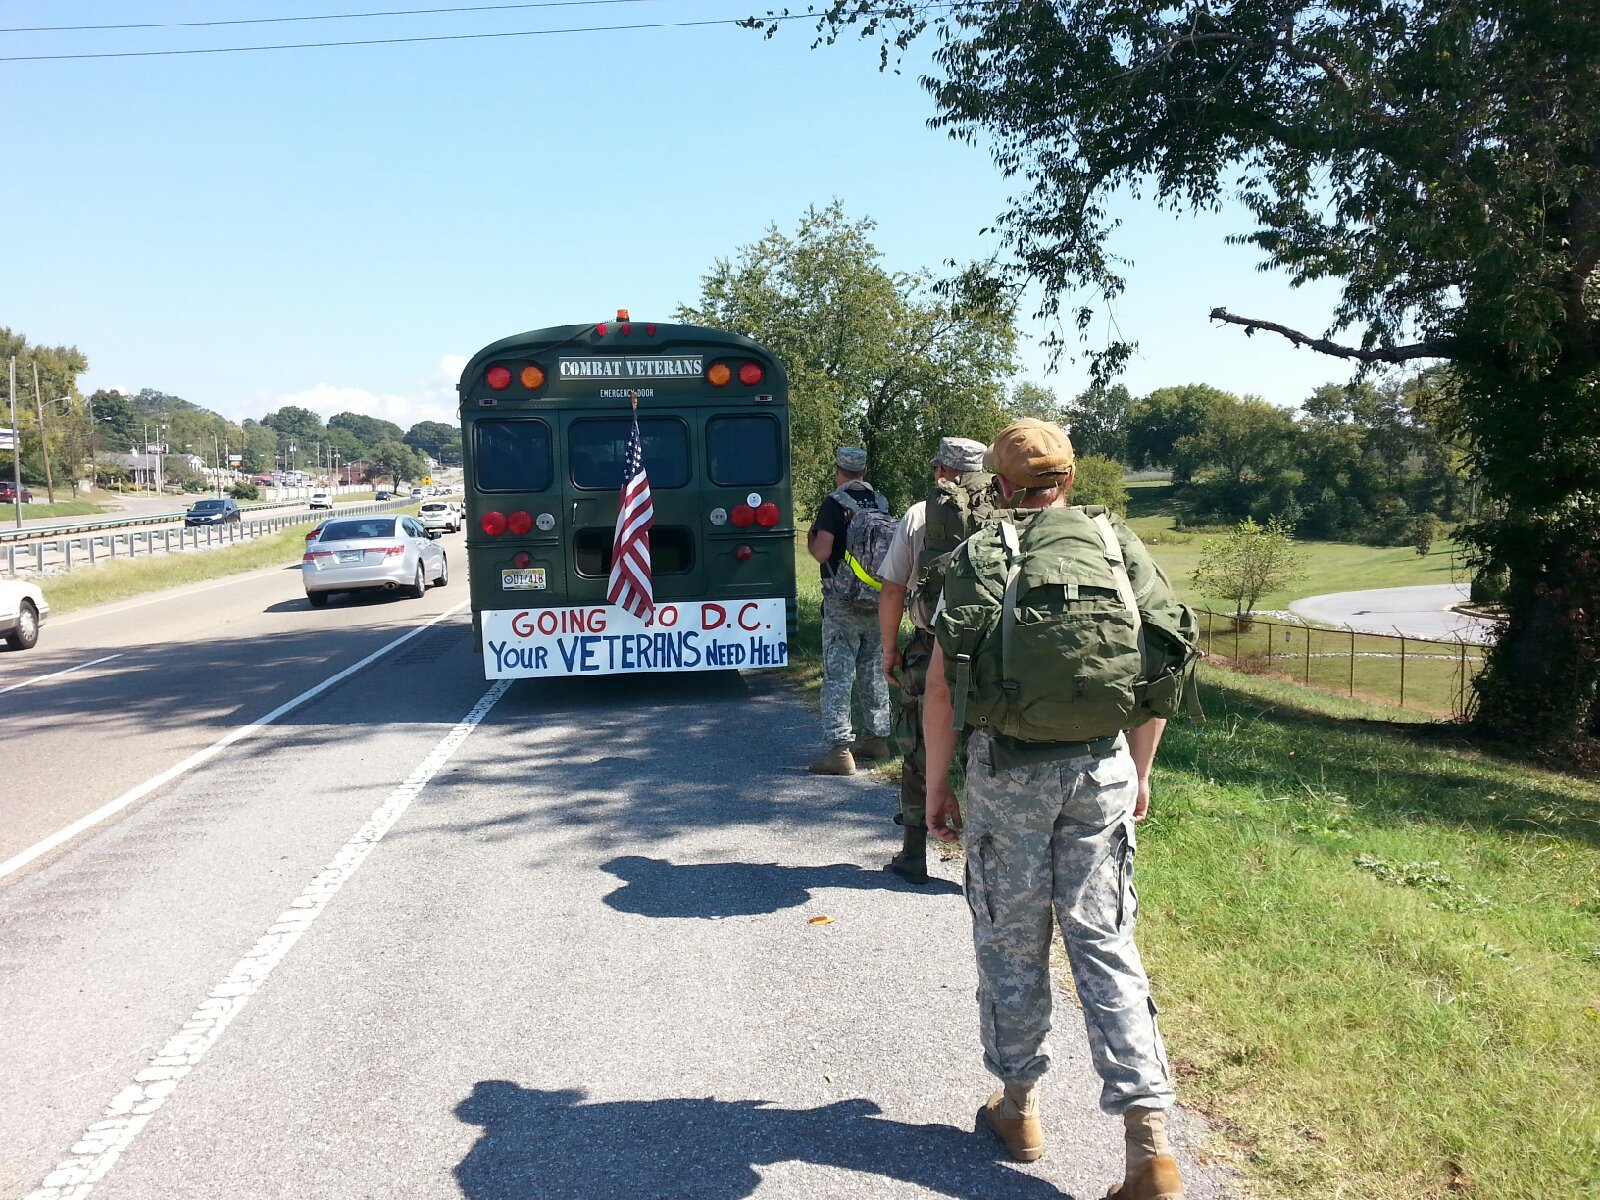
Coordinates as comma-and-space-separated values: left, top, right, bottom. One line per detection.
0, 8, 832, 62
0, 0, 654, 36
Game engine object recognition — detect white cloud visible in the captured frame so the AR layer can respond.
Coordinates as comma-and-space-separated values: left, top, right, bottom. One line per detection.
239, 357, 468, 431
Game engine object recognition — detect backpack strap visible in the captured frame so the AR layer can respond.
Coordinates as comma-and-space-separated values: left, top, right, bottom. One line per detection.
1091, 513, 1142, 636
829, 486, 863, 516
842, 548, 883, 591
997, 520, 1024, 707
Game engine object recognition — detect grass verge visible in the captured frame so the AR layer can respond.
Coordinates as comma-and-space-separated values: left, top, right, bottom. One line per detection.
782, 537, 1600, 1198
6, 500, 104, 521
40, 525, 312, 616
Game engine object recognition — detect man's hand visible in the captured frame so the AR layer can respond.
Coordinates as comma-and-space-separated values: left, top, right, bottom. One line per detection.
925, 781, 963, 843
1133, 774, 1151, 821
882, 645, 901, 685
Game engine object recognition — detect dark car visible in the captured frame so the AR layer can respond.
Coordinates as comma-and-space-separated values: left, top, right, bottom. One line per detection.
0, 481, 34, 503
375, 490, 392, 500
184, 498, 241, 526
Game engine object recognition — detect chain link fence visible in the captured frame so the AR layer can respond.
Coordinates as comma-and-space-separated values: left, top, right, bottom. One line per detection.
1196, 608, 1490, 719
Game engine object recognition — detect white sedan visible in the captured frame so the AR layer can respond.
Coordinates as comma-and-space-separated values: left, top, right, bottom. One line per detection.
302, 515, 448, 607
0, 579, 48, 650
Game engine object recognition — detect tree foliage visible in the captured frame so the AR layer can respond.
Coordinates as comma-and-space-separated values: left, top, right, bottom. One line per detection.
404, 420, 462, 466
773, 0, 1600, 747
678, 201, 1017, 514
1066, 455, 1129, 515
1192, 518, 1308, 619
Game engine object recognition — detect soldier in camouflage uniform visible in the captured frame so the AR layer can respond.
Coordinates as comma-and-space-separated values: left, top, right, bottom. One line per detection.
923, 420, 1187, 1200
877, 436, 990, 883
806, 446, 892, 776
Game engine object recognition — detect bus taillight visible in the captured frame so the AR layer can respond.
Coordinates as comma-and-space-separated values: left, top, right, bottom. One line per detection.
707, 362, 732, 387
513, 552, 532, 568
736, 545, 753, 561
486, 366, 512, 390
739, 363, 764, 386
481, 511, 508, 536
730, 503, 755, 527
520, 364, 546, 389
755, 503, 780, 527
507, 510, 533, 536
646, 323, 657, 336
596, 323, 609, 337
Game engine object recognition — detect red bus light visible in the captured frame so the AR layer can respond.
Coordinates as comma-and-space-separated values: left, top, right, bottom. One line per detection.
513, 552, 532, 568
486, 366, 511, 390
730, 503, 755, 527
507, 510, 533, 536
739, 363, 764, 387
755, 502, 780, 527
481, 511, 508, 536
645, 323, 657, 336
596, 323, 609, 337
736, 544, 753, 561
620, 324, 632, 336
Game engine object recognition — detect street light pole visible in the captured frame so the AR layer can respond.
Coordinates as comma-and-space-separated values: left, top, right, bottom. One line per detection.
8, 357, 20, 528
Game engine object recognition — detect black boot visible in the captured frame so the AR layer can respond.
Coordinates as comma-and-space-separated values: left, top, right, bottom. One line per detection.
887, 821, 929, 885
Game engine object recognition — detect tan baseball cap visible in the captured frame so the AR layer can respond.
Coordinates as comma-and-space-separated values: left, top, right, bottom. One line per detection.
983, 419, 1076, 487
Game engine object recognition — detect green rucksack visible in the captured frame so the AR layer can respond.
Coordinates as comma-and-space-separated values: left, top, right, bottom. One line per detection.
935, 505, 1202, 743
909, 471, 998, 630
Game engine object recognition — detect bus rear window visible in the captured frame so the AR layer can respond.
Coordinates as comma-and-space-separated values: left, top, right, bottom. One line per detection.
570, 418, 690, 489
707, 414, 782, 487
574, 526, 695, 577
476, 420, 553, 493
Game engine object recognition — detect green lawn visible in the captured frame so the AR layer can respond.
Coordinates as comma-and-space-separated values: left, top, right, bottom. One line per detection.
785, 534, 1600, 1198
3, 499, 105, 521
1126, 480, 1462, 611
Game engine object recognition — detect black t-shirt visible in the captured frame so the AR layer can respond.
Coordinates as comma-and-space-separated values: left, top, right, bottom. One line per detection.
809, 481, 877, 580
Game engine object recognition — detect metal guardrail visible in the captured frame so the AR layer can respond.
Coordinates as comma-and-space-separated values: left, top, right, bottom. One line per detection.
1, 499, 416, 577
0, 492, 372, 544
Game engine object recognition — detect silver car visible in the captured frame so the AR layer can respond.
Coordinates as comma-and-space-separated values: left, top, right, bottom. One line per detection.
302, 515, 447, 607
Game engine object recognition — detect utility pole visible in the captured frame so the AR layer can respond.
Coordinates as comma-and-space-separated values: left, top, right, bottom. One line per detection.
8, 357, 19, 527
30, 362, 56, 504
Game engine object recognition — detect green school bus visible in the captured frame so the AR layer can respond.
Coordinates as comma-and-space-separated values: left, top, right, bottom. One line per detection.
458, 316, 796, 679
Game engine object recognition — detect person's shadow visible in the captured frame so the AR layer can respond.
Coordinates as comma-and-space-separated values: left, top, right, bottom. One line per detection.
600, 855, 961, 919
453, 1081, 1072, 1200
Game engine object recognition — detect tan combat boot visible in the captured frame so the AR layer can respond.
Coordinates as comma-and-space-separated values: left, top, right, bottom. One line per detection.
851, 735, 891, 761
982, 1084, 1043, 1162
807, 746, 856, 775
1107, 1108, 1184, 1200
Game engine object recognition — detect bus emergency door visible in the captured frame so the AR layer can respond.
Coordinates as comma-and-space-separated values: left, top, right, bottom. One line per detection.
560, 411, 707, 607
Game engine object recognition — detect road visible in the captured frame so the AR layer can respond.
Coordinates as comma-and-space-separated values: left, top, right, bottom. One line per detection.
1290, 583, 1497, 643
0, 550, 1231, 1200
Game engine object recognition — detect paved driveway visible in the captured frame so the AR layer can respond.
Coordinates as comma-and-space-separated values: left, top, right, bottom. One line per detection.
1290, 583, 1497, 643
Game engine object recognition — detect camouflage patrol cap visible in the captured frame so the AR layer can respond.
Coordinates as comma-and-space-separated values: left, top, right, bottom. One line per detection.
983, 419, 1075, 487
932, 437, 987, 473
834, 446, 868, 472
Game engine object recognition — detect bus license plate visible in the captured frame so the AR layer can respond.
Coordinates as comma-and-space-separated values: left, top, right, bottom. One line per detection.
501, 568, 547, 591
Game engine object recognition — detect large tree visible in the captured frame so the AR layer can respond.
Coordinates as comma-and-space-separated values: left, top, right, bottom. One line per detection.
678, 201, 1017, 512
776, 1, 1600, 749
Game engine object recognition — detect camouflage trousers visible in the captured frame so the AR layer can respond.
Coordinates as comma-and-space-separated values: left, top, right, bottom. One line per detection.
961, 730, 1175, 1115
891, 627, 935, 829
820, 603, 891, 748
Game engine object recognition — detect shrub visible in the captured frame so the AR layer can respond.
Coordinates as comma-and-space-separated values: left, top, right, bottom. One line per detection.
1470, 567, 1509, 604
228, 482, 261, 501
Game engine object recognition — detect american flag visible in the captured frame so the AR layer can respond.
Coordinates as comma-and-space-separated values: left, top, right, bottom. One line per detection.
607, 414, 654, 623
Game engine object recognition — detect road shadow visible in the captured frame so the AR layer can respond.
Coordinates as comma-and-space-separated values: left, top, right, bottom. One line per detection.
600, 855, 959, 918
453, 1081, 1072, 1200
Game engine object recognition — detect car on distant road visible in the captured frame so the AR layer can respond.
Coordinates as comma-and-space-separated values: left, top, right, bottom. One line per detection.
0, 579, 47, 650
419, 500, 462, 534
184, 497, 241, 526
302, 515, 448, 607
309, 490, 333, 510
375, 490, 392, 501
0, 482, 34, 503
409, 487, 425, 499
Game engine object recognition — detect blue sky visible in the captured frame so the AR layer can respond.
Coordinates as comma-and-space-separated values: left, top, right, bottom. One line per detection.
4, 0, 1356, 430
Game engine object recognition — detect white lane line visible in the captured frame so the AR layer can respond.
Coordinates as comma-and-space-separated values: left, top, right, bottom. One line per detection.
0, 600, 471, 882
0, 653, 124, 696
24, 676, 513, 1200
